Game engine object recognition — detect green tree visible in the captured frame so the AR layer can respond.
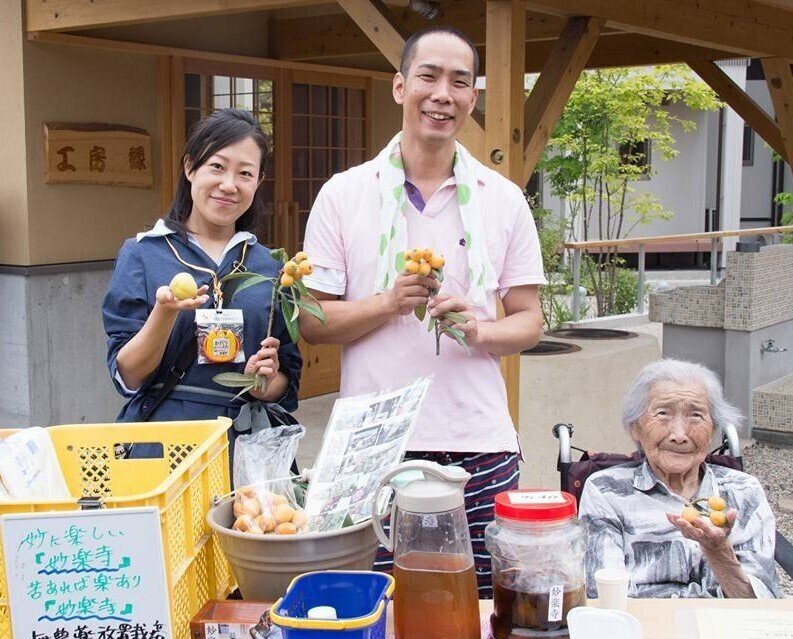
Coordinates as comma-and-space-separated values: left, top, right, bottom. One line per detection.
539, 65, 720, 316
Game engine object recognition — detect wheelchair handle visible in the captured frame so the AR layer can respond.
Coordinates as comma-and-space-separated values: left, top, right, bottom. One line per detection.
553, 423, 573, 464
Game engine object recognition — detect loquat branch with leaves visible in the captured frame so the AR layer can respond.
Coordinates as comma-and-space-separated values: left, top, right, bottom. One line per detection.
213, 248, 327, 400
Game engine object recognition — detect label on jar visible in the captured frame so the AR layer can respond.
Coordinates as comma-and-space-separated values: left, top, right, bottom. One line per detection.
507, 491, 566, 505
547, 583, 564, 622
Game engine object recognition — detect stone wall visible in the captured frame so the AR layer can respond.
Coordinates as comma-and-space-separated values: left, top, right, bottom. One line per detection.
724, 245, 793, 331
649, 244, 793, 331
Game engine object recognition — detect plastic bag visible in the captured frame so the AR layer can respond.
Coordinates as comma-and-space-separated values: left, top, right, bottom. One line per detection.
0, 427, 70, 500
232, 424, 307, 535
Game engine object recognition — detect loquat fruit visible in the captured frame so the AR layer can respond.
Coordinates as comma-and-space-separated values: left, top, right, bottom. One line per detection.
298, 261, 314, 276
280, 273, 295, 287
170, 272, 198, 300
681, 506, 699, 523
405, 260, 420, 275
418, 261, 432, 277
274, 503, 295, 524
709, 510, 727, 527
429, 254, 445, 270
708, 496, 726, 512
294, 251, 309, 263
275, 522, 298, 535
283, 261, 299, 276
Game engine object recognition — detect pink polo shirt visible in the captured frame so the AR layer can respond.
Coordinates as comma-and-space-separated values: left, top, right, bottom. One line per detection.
303, 155, 546, 453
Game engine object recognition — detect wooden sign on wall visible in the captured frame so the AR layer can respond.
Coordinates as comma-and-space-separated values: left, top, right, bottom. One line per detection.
44, 122, 153, 188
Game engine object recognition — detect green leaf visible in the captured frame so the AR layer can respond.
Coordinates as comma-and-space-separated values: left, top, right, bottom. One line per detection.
232, 383, 257, 402
379, 234, 388, 255
428, 316, 437, 333
444, 311, 468, 325
230, 275, 272, 299
433, 269, 444, 284
293, 296, 328, 325
280, 295, 300, 343
213, 372, 257, 388
270, 248, 288, 264
441, 326, 471, 355
414, 305, 426, 321
395, 251, 406, 273
219, 272, 260, 283
293, 278, 309, 299
290, 300, 300, 322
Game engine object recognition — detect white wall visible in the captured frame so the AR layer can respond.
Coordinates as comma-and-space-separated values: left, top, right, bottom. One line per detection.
541, 103, 712, 239
741, 78, 793, 228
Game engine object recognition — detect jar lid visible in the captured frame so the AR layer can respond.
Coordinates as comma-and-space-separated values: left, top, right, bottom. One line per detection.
494, 490, 577, 521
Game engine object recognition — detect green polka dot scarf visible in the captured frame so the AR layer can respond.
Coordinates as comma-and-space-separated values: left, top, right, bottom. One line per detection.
374, 132, 496, 307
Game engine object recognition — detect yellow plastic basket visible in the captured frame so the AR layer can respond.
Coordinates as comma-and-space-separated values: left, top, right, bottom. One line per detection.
0, 418, 234, 639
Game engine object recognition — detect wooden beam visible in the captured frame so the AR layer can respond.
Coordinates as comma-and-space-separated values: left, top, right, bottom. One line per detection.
271, 7, 621, 62
336, 0, 409, 69
336, 0, 485, 157
524, 33, 741, 73
523, 0, 793, 59
761, 57, 793, 165
522, 16, 601, 185
27, 31, 394, 80
25, 0, 317, 32
483, 0, 528, 428
689, 60, 788, 161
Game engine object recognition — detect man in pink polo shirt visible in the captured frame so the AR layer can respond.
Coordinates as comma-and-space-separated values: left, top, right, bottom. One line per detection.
299, 26, 545, 596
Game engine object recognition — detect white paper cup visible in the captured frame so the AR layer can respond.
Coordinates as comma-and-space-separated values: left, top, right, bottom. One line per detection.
594, 568, 630, 611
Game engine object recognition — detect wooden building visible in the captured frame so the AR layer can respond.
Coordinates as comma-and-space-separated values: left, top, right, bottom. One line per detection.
2, 1, 792, 428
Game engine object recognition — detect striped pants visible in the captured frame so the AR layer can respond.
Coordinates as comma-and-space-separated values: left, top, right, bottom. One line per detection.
374, 450, 520, 599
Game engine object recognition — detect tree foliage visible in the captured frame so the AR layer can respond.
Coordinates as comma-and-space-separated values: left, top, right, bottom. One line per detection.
538, 65, 720, 316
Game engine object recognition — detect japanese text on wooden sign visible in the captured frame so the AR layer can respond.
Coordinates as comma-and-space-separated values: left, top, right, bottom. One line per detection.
2, 507, 171, 639
44, 123, 153, 188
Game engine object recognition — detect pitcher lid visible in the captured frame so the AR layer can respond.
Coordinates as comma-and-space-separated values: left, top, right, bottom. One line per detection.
394, 466, 468, 513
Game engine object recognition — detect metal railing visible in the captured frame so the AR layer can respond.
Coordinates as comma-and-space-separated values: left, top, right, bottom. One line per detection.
564, 225, 793, 322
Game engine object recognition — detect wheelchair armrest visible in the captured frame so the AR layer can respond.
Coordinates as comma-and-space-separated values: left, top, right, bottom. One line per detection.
553, 423, 573, 464
775, 529, 793, 580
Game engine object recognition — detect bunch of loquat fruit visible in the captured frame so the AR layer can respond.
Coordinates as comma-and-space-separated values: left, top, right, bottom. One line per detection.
401, 247, 470, 355
681, 495, 729, 528
280, 251, 313, 288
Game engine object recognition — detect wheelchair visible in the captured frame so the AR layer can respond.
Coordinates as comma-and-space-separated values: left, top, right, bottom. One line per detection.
552, 422, 793, 580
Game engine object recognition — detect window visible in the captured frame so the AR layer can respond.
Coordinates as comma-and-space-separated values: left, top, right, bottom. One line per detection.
742, 124, 754, 166
619, 139, 652, 179
291, 84, 366, 247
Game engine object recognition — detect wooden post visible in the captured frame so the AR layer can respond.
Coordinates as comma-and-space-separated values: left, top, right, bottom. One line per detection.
522, 16, 601, 185
761, 58, 793, 166
156, 56, 173, 214
484, 0, 527, 427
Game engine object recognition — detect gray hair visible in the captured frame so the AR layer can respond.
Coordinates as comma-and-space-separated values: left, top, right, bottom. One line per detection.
622, 359, 743, 438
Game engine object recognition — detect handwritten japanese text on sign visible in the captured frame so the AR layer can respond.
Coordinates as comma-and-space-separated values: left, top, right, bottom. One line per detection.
2, 507, 171, 639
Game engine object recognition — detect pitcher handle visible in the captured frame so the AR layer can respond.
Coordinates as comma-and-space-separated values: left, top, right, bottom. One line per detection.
370, 460, 471, 551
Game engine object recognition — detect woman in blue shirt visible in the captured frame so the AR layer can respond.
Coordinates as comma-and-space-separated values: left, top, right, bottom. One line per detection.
102, 109, 301, 445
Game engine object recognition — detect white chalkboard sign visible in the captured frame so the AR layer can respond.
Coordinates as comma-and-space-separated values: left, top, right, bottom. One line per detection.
2, 507, 171, 639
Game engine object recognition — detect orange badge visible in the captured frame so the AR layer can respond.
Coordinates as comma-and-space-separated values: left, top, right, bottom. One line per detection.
203, 328, 240, 363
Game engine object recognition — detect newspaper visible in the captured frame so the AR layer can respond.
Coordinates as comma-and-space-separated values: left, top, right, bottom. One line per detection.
303, 377, 431, 531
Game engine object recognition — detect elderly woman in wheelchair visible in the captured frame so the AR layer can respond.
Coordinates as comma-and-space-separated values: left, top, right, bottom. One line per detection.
579, 359, 779, 599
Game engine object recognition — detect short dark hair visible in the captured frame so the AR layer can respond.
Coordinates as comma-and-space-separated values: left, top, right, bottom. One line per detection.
165, 108, 269, 236
399, 26, 479, 78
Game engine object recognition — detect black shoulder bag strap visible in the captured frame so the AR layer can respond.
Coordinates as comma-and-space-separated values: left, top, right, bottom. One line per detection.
140, 338, 197, 422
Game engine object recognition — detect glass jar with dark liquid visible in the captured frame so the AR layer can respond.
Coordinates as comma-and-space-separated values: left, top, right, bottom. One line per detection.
485, 490, 587, 636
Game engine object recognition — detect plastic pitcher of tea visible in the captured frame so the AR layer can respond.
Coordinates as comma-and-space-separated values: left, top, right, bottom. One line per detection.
371, 460, 480, 639
485, 490, 587, 637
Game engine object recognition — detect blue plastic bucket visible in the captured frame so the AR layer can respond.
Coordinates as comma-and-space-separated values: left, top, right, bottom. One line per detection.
269, 571, 395, 639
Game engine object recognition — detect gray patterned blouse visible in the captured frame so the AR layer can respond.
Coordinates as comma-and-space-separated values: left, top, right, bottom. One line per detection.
579, 460, 779, 599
